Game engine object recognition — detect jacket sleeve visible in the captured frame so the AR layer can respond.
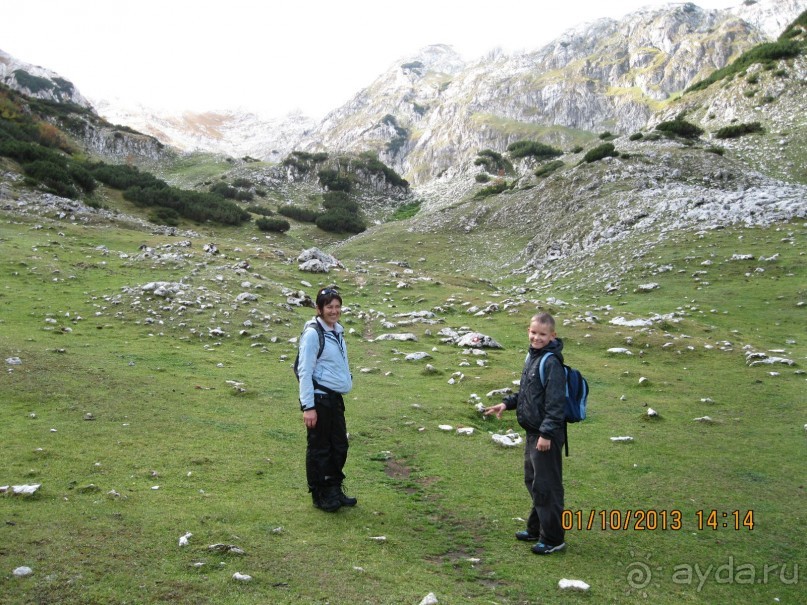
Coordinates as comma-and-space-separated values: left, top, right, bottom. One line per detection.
297, 327, 319, 410
539, 357, 566, 438
502, 392, 518, 410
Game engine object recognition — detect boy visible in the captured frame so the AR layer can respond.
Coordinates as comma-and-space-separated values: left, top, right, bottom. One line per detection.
485, 312, 567, 554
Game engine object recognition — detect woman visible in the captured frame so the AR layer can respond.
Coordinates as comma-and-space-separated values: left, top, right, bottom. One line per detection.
296, 287, 355, 512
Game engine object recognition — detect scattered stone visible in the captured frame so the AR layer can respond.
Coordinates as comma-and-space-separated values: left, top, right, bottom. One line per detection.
208, 543, 246, 555
438, 425, 453, 431
558, 578, 590, 591
638, 377, 649, 385
179, 532, 192, 547
492, 431, 522, 447
647, 408, 658, 417
13, 566, 33, 577
455, 332, 502, 349
6, 357, 22, 365
456, 427, 474, 435
419, 593, 438, 605
694, 416, 713, 423
610, 436, 634, 442
369, 536, 387, 542
1, 484, 41, 495
374, 333, 418, 342
486, 388, 512, 397
405, 352, 432, 361
232, 572, 252, 582
607, 348, 633, 355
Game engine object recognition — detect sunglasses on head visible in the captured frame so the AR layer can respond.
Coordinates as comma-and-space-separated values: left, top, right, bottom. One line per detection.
319, 288, 339, 296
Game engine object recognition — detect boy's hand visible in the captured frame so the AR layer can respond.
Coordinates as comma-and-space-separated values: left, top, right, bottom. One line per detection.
484, 403, 506, 419
537, 436, 551, 451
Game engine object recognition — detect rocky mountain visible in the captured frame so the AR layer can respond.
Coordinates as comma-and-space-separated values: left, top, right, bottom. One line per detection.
92, 100, 316, 161
0, 49, 92, 108
299, 0, 807, 184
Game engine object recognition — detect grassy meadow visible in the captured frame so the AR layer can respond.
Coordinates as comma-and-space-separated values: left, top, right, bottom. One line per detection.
1, 207, 805, 604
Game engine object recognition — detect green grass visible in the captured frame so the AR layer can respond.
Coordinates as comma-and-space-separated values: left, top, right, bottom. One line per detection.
1, 208, 804, 604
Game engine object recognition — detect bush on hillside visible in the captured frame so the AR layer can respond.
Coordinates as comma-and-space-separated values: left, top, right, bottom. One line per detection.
256, 217, 291, 233
629, 132, 644, 141
389, 200, 421, 221
534, 160, 564, 179
246, 205, 273, 217
474, 149, 512, 174
714, 122, 764, 139
322, 191, 360, 213
507, 140, 563, 160
318, 169, 352, 192
475, 180, 510, 198
316, 208, 366, 234
278, 205, 319, 223
149, 207, 180, 227
655, 119, 703, 139
582, 143, 618, 163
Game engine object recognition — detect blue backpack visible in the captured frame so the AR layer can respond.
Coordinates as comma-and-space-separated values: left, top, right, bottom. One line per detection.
538, 351, 589, 455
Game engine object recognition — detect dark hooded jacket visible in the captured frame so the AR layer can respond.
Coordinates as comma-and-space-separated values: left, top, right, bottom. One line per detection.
503, 338, 566, 439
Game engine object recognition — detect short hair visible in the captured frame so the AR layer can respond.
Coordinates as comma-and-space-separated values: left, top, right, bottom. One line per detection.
531, 312, 555, 330
316, 287, 342, 311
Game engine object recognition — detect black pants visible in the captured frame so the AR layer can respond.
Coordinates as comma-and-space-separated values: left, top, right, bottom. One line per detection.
524, 432, 565, 546
306, 393, 349, 491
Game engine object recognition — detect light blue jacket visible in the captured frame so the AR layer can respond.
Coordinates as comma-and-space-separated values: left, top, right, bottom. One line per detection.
298, 317, 352, 410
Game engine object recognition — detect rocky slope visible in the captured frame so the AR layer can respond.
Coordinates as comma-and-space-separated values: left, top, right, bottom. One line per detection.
298, 0, 806, 184
0, 49, 92, 108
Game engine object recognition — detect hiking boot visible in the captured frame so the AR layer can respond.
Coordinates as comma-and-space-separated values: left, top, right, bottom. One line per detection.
337, 485, 357, 507
515, 530, 540, 542
531, 541, 567, 555
312, 488, 341, 512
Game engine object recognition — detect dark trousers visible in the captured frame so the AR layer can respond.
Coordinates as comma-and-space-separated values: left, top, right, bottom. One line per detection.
524, 432, 565, 546
306, 393, 349, 491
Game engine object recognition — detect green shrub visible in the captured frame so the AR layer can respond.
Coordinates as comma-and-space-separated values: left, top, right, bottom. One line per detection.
316, 208, 366, 234
582, 143, 619, 163
746, 73, 759, 84
714, 122, 764, 139
599, 131, 614, 140
705, 146, 725, 155
506, 140, 562, 160
629, 132, 644, 141
534, 160, 564, 178
149, 207, 180, 227
23, 159, 79, 198
278, 205, 319, 223
474, 149, 512, 174
655, 119, 703, 139
12, 70, 54, 94
210, 181, 238, 198
322, 191, 360, 213
318, 169, 352, 192
256, 217, 291, 233
570, 145, 584, 154
475, 173, 490, 183
475, 180, 510, 198
232, 177, 253, 188
389, 200, 421, 221
246, 205, 273, 216
356, 155, 409, 188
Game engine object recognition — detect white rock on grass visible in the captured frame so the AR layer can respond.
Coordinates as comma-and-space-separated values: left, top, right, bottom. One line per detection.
179, 532, 192, 547
419, 593, 439, 605
607, 348, 633, 355
438, 425, 453, 431
232, 572, 252, 582
610, 436, 634, 442
13, 566, 33, 577
694, 416, 713, 423
558, 578, 590, 591
647, 408, 658, 417
492, 431, 523, 447
456, 427, 474, 435
1, 484, 41, 495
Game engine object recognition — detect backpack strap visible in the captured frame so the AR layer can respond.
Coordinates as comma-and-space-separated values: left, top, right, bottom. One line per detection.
538, 351, 570, 457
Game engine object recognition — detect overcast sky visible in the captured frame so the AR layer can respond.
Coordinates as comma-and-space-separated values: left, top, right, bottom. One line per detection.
1, 0, 739, 119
